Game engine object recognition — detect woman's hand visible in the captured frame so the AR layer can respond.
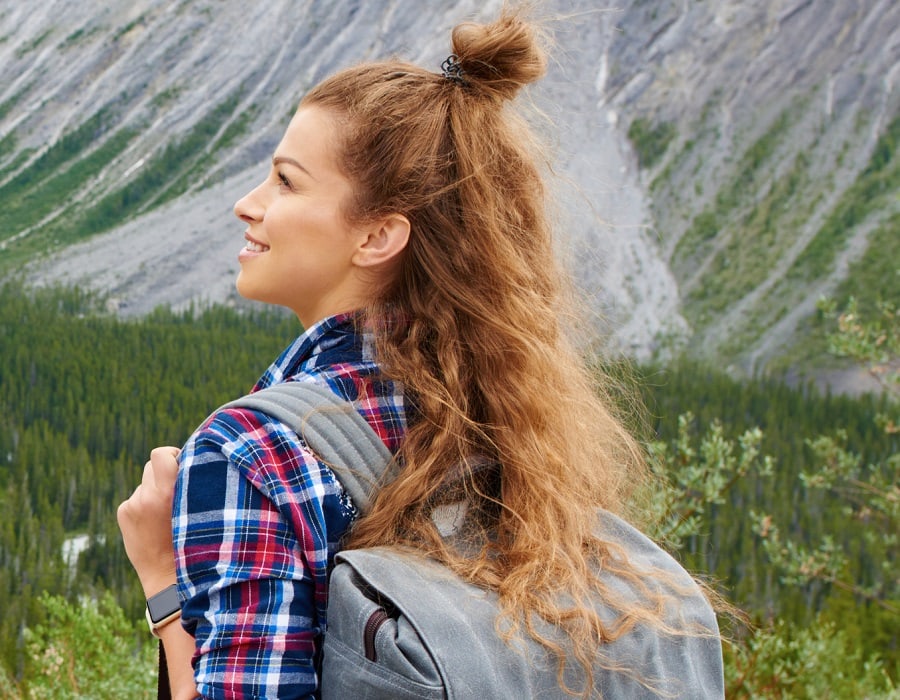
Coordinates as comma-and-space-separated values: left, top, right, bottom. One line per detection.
117, 446, 182, 598
118, 446, 201, 698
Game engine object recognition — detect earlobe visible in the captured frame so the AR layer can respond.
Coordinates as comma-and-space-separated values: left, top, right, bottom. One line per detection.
354, 213, 410, 268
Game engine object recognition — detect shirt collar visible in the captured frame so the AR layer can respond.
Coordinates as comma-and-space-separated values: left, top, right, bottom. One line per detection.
253, 312, 362, 391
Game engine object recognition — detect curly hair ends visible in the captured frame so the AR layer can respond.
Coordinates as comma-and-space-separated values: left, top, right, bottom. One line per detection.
301, 6, 679, 696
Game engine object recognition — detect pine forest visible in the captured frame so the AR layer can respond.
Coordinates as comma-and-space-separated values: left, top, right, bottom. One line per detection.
0, 281, 896, 697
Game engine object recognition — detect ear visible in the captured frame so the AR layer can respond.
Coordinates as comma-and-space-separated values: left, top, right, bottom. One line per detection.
352, 213, 410, 268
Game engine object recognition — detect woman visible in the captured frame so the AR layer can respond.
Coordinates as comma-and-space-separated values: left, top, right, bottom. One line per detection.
118, 8, 723, 699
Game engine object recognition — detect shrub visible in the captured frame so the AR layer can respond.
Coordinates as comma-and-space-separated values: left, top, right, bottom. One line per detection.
19, 593, 156, 699
628, 117, 676, 169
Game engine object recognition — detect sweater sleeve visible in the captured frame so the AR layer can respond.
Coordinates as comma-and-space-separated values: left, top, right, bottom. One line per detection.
173, 407, 356, 700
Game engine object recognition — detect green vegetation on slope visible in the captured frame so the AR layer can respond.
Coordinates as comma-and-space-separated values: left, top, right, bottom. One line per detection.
672, 110, 792, 269
0, 108, 117, 213
787, 113, 900, 285
627, 116, 676, 169
0, 282, 297, 676
4, 121, 138, 246
670, 108, 796, 320
833, 212, 900, 316
0, 89, 253, 271
754, 113, 900, 372
645, 82, 898, 375
0, 283, 896, 697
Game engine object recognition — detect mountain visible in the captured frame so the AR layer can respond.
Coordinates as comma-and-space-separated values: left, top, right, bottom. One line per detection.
3, 0, 898, 384
605, 0, 899, 383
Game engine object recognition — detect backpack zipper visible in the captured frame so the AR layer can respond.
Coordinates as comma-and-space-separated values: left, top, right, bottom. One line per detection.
363, 608, 391, 662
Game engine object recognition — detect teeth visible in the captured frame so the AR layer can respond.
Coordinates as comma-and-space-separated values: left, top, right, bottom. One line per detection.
245, 241, 269, 252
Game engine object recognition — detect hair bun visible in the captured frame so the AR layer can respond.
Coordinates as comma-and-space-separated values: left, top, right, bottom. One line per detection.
450, 10, 547, 101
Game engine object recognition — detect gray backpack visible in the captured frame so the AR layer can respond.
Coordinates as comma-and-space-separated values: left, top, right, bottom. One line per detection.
229, 382, 725, 699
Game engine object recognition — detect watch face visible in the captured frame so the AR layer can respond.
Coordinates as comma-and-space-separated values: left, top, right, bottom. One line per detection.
147, 585, 181, 623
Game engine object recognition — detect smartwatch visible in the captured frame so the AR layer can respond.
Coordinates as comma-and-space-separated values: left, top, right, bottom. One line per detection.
145, 584, 182, 638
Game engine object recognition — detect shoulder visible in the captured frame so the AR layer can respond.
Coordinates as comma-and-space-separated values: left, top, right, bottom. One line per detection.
179, 370, 405, 511
180, 399, 351, 512
186, 403, 294, 470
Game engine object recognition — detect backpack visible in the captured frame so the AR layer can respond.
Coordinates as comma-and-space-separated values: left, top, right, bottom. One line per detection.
227, 382, 726, 699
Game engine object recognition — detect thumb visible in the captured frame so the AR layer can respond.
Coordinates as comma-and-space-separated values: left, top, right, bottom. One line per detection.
148, 446, 181, 492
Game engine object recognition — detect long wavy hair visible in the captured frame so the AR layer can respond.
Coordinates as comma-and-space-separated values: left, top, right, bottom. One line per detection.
303, 8, 690, 696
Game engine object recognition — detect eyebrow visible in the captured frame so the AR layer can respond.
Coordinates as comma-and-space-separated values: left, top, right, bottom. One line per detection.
273, 155, 316, 181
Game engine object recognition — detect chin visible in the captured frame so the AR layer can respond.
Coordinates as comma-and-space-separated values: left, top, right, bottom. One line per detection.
235, 274, 265, 304
236, 276, 290, 312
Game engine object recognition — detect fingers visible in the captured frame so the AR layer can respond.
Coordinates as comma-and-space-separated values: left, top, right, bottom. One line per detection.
117, 446, 181, 594
117, 446, 181, 524
153, 445, 182, 460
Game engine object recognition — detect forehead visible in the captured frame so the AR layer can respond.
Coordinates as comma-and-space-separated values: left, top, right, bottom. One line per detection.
275, 105, 344, 174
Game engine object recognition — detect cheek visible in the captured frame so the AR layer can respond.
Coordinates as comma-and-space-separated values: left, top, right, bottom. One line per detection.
265, 205, 302, 243
272, 202, 339, 241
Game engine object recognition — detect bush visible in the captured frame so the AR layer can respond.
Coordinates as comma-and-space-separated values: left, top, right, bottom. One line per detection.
18, 593, 156, 699
725, 619, 899, 699
628, 117, 676, 169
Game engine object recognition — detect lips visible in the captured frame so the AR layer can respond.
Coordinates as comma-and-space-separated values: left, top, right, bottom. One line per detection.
238, 234, 270, 262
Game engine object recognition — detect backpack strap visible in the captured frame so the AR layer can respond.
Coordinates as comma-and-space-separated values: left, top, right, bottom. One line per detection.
157, 381, 391, 698
221, 382, 395, 515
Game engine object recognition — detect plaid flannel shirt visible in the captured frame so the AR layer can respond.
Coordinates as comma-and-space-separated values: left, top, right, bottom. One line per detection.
173, 313, 407, 699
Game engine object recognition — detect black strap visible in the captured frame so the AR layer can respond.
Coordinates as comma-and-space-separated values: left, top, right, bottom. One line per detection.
158, 643, 172, 699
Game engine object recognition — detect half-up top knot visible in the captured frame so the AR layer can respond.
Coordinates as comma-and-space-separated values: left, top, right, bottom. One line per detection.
450, 10, 547, 101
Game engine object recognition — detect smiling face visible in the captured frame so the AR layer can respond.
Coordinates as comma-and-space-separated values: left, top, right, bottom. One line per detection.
233, 106, 381, 327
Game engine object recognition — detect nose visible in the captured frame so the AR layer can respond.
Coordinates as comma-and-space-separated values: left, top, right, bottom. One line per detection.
234, 180, 265, 223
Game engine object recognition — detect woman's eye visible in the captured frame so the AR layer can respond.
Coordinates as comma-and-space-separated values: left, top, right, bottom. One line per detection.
277, 171, 293, 189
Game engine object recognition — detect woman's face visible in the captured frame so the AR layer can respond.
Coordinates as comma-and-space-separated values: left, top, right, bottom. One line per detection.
233, 105, 369, 327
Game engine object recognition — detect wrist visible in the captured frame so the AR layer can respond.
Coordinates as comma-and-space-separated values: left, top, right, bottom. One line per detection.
139, 570, 177, 601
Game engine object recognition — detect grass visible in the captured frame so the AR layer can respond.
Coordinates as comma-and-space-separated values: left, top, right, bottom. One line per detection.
0, 132, 17, 163
61, 25, 102, 50
2, 126, 138, 245
113, 14, 148, 42
0, 108, 116, 204
0, 145, 36, 184
150, 86, 184, 110
649, 138, 696, 195
661, 86, 898, 368
831, 212, 900, 315
14, 29, 53, 58
715, 117, 900, 369
0, 84, 36, 123
0, 88, 251, 271
126, 88, 248, 209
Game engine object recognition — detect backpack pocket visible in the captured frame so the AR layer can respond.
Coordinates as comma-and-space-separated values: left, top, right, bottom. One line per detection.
321, 567, 445, 699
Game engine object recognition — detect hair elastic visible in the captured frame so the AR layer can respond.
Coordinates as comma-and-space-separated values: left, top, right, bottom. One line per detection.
441, 54, 468, 87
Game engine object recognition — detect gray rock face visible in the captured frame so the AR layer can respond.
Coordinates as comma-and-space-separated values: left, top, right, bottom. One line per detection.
2, 0, 683, 359
4, 0, 897, 369
599, 0, 899, 370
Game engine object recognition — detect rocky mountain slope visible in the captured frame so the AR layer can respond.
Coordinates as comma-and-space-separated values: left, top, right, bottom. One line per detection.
3, 0, 898, 380
605, 0, 899, 378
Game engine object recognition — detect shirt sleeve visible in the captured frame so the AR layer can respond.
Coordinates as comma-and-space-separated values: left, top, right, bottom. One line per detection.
173, 407, 356, 700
